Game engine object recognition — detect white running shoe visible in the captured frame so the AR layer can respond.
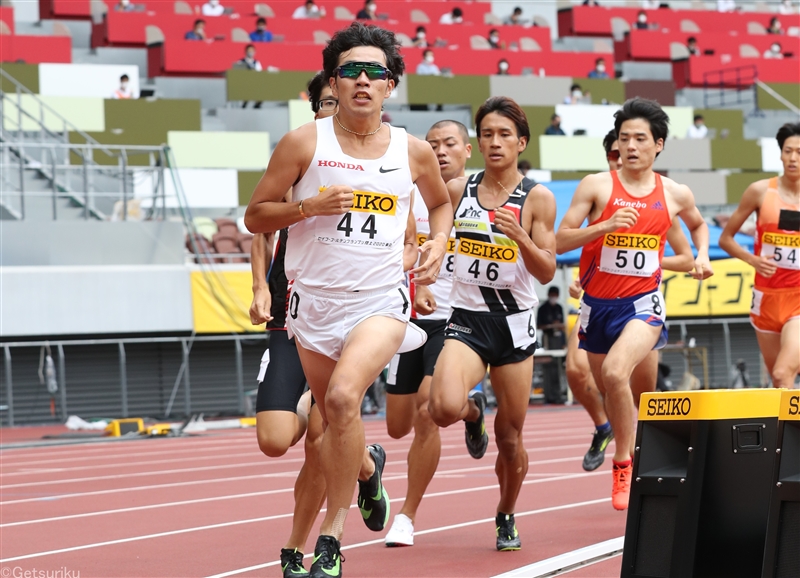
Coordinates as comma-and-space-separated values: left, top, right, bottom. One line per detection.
384, 513, 414, 547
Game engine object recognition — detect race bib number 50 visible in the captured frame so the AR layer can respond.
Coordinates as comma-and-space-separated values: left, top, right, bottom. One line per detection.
600, 233, 660, 277
454, 238, 517, 289
760, 232, 800, 270
315, 190, 398, 250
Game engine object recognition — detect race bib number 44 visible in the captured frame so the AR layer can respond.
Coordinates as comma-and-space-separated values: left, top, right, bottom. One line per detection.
760, 232, 800, 270
600, 233, 660, 277
315, 190, 398, 250
454, 238, 517, 289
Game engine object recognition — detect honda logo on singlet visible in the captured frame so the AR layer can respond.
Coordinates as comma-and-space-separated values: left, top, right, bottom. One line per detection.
318, 160, 365, 171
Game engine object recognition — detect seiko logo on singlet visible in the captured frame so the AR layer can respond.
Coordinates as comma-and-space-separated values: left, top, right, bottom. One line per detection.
603, 233, 660, 249
458, 238, 518, 262
613, 198, 647, 209
318, 160, 365, 171
417, 234, 456, 253
763, 232, 800, 247
351, 191, 398, 215
646, 397, 691, 417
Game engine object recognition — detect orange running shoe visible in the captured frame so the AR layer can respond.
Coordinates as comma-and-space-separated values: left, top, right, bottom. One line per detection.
611, 462, 633, 511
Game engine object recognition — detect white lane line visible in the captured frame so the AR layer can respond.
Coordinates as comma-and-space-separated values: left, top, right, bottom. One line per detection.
0, 476, 608, 563
204, 497, 612, 578
0, 441, 596, 489
492, 537, 624, 577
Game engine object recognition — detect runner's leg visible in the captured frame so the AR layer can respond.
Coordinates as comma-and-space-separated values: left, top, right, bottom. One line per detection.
429, 340, 488, 427
772, 318, 800, 387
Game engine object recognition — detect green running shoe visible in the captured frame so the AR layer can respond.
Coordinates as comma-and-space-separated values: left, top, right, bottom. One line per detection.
465, 391, 489, 459
496, 513, 521, 551
309, 535, 344, 578
280, 548, 309, 578
582, 427, 614, 472
357, 444, 390, 532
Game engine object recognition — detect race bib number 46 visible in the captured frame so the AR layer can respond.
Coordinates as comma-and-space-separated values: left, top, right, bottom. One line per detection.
760, 232, 800, 270
454, 238, 517, 289
600, 233, 660, 277
315, 190, 398, 250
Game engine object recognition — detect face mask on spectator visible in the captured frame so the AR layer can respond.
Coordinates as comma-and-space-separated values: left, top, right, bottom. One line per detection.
368, 3, 376, 12
454, 16, 463, 23
597, 63, 605, 72
210, 0, 219, 5
490, 34, 499, 43
548, 297, 558, 305
638, 14, 646, 23
573, 89, 582, 98
424, 53, 434, 63
120, 0, 130, 6
120, 81, 128, 89
772, 44, 781, 53
247, 50, 255, 59
417, 31, 426, 39
498, 61, 509, 72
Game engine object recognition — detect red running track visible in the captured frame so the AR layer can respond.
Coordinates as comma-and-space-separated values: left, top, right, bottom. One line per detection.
0, 406, 623, 578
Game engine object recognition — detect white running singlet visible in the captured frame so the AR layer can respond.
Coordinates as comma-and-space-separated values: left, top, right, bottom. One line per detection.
287, 117, 414, 292
450, 172, 539, 313
410, 186, 455, 321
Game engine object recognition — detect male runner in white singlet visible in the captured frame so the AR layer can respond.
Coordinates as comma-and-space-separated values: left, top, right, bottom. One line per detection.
245, 23, 453, 578
429, 97, 558, 551
384, 120, 471, 547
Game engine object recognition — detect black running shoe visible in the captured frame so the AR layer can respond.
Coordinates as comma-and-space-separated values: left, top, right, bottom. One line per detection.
357, 444, 390, 532
582, 427, 614, 472
465, 391, 489, 459
496, 512, 521, 551
309, 536, 344, 578
280, 548, 309, 578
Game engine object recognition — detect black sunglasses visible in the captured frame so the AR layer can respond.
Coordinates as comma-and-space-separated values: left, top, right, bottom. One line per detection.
335, 61, 392, 81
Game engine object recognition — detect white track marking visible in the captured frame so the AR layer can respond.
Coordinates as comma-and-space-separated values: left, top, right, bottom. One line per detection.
492, 537, 624, 577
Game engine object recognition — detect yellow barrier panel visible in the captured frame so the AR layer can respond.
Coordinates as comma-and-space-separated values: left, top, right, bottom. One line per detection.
639, 389, 783, 421
190, 270, 262, 334
569, 258, 754, 317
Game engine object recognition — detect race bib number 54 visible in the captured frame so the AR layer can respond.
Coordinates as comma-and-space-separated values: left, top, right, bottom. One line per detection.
600, 233, 660, 277
454, 238, 517, 289
760, 232, 800, 270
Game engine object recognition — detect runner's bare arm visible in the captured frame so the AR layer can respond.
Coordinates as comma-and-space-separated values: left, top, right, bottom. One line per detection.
496, 184, 556, 284
410, 136, 452, 285
556, 174, 638, 254
250, 232, 273, 324
403, 209, 417, 272
662, 219, 693, 273
672, 183, 713, 279
719, 181, 775, 276
244, 125, 354, 232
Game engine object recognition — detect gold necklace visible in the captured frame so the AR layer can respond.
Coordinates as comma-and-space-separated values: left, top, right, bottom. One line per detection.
487, 173, 522, 209
335, 114, 383, 137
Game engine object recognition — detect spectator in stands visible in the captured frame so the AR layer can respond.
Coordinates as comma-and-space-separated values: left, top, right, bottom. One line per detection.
416, 50, 441, 75
440, 7, 464, 24
488, 29, 505, 49
504, 7, 528, 26
767, 17, 783, 35
564, 83, 589, 104
716, 0, 737, 12
686, 36, 701, 56
236, 44, 263, 71
185, 19, 207, 40
356, 0, 378, 20
545, 114, 566, 136
292, 0, 324, 19
496, 58, 510, 75
635, 10, 654, 30
583, 0, 601, 5
113, 74, 133, 99
764, 41, 784, 58
413, 26, 428, 48
779, 0, 796, 15
518, 159, 532, 176
115, 0, 142, 12
686, 115, 708, 139
250, 18, 273, 42
202, 0, 225, 17
587, 57, 609, 79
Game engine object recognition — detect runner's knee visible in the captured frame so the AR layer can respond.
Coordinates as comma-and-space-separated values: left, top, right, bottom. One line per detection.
257, 427, 293, 458
772, 363, 798, 387
387, 412, 413, 439
495, 428, 522, 461
324, 385, 362, 425
428, 394, 462, 428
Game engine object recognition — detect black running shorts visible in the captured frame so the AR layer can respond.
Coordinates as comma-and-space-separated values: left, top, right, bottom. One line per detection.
386, 318, 447, 395
444, 308, 538, 367
256, 330, 309, 413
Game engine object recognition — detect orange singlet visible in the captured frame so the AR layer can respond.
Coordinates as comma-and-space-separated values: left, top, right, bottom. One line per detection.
579, 171, 672, 300
750, 177, 800, 333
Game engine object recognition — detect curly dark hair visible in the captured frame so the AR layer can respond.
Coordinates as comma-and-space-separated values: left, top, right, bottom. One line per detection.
322, 22, 405, 87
